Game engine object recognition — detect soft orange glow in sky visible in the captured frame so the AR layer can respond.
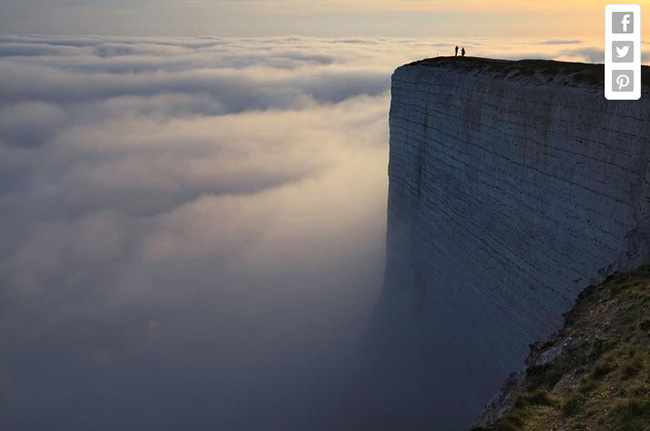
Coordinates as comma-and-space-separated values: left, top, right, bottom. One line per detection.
0, 0, 647, 36
208, 0, 646, 13
256, 0, 624, 11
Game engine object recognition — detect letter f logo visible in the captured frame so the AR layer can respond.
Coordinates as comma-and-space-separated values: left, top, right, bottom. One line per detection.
621, 14, 631, 32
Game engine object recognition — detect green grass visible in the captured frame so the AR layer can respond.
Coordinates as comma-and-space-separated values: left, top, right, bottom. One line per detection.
473, 265, 650, 431
406, 57, 650, 90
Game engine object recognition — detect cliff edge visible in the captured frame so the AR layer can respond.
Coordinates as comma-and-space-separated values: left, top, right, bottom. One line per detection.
369, 57, 650, 430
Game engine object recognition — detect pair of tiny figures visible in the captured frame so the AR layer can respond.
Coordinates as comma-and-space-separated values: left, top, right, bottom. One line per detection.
454, 46, 466, 57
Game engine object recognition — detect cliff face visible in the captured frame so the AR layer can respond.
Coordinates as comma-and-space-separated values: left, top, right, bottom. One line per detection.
374, 58, 650, 430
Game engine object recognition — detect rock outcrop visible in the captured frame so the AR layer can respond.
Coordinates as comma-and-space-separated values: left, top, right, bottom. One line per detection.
370, 57, 650, 430
473, 265, 650, 430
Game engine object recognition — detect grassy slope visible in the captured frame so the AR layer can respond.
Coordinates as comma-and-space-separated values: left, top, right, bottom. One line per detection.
473, 265, 650, 431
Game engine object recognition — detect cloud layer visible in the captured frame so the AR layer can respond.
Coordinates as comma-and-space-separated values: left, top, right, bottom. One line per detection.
0, 35, 627, 430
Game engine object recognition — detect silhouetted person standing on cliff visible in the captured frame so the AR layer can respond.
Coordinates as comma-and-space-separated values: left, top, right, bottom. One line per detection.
461, 47, 466, 57
455, 46, 459, 57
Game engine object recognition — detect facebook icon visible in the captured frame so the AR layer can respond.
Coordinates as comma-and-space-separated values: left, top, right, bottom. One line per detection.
612, 12, 634, 33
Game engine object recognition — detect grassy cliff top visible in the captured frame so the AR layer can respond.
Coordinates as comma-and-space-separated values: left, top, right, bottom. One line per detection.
473, 265, 650, 431
400, 57, 650, 89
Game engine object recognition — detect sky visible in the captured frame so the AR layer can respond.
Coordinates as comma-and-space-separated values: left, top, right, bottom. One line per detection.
0, 0, 649, 430
0, 0, 648, 37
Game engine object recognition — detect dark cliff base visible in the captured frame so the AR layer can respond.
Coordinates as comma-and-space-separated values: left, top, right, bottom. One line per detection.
472, 265, 650, 431
404, 57, 650, 89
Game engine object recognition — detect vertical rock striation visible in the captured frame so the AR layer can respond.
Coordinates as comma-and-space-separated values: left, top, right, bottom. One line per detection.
372, 58, 650, 430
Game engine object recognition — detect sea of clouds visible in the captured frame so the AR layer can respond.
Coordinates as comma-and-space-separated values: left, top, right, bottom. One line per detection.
0, 34, 634, 430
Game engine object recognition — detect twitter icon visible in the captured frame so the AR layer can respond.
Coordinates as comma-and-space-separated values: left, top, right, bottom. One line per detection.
612, 41, 634, 63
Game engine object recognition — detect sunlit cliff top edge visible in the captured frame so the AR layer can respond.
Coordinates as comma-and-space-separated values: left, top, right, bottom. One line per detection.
397, 57, 650, 89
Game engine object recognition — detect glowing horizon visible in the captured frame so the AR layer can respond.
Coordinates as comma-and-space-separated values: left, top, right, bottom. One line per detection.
0, 0, 647, 37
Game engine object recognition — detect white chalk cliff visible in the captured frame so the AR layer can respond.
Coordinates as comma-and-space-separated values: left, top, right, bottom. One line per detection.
369, 58, 650, 430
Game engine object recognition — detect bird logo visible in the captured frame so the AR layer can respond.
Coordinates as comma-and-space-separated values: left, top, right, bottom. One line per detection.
615, 45, 630, 59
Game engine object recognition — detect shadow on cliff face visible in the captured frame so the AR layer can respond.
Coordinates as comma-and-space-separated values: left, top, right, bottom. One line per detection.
359, 266, 475, 431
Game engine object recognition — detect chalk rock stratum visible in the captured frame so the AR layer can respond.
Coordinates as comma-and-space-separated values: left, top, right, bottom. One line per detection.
369, 58, 650, 430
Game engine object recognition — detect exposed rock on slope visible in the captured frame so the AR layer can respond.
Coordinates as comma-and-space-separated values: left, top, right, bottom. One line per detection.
473, 265, 650, 431
369, 57, 650, 430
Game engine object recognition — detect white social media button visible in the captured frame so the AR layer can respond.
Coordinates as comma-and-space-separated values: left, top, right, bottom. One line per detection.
606, 4, 641, 100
